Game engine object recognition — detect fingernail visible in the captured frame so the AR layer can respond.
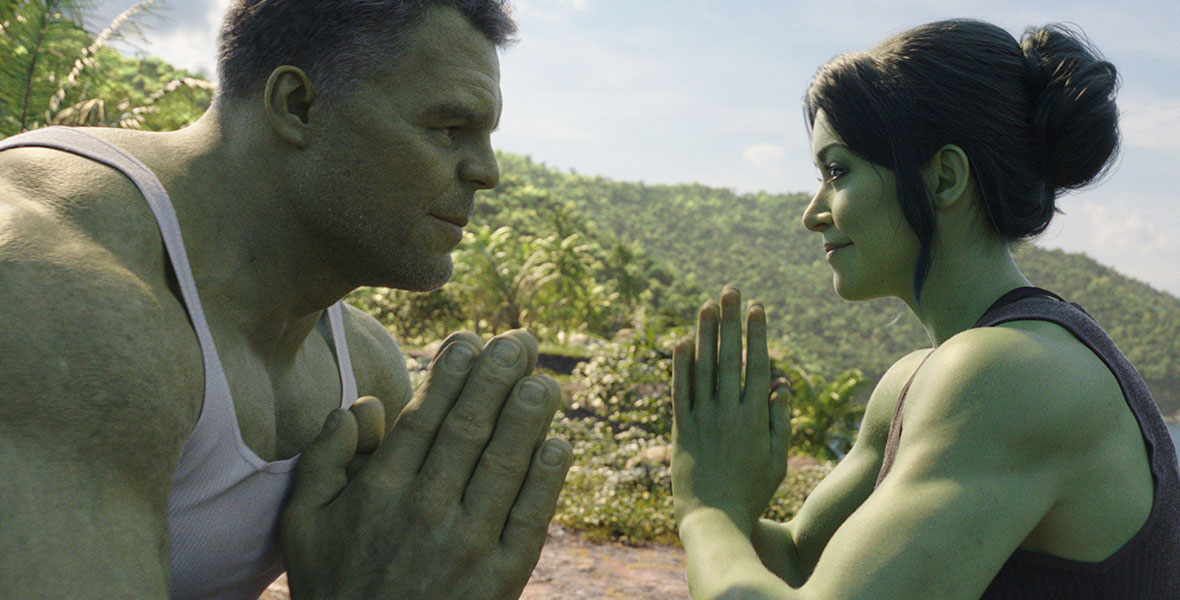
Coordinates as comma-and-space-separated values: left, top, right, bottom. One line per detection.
519, 380, 543, 405
447, 343, 475, 370
492, 338, 521, 366
541, 443, 564, 466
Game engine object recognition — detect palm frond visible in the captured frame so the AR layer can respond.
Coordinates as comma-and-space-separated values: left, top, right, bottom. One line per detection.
0, 0, 91, 135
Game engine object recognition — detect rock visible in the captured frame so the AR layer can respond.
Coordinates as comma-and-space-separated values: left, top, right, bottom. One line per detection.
788, 455, 820, 469
625, 444, 671, 469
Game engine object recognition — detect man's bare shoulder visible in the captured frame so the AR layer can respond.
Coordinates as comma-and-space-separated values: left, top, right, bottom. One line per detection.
340, 301, 415, 417
0, 159, 202, 471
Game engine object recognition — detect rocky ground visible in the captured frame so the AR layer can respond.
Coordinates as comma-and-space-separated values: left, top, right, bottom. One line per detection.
260, 523, 689, 599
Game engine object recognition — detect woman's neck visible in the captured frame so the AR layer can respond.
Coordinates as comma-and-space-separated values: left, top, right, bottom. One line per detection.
905, 239, 1033, 347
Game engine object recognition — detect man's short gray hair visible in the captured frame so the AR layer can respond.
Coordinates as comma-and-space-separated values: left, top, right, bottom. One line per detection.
216, 0, 516, 101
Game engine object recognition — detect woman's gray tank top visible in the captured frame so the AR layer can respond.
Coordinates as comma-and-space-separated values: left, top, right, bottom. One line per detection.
875, 287, 1180, 598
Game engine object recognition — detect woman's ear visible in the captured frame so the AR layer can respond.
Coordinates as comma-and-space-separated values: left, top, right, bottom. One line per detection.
922, 144, 971, 210
264, 66, 315, 148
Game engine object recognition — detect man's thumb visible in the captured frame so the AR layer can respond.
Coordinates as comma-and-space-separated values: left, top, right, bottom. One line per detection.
287, 409, 358, 513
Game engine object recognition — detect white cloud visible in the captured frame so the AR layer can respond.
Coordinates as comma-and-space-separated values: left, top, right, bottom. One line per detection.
1121, 96, 1180, 152
1038, 195, 1180, 296
513, 0, 590, 21
742, 142, 787, 169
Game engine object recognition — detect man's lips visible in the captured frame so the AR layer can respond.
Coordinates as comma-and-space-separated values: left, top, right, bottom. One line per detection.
430, 213, 470, 228
824, 242, 853, 252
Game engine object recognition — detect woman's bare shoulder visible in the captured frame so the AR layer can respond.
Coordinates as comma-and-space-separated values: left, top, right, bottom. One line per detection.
907, 322, 1121, 451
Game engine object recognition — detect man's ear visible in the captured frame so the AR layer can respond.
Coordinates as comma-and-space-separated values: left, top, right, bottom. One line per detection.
922, 144, 971, 210
264, 66, 315, 148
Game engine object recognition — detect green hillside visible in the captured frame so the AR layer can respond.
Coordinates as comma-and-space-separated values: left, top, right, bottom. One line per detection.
486, 152, 1180, 413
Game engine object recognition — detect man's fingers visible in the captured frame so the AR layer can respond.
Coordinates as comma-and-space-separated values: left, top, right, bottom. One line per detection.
350, 395, 386, 454
416, 333, 532, 502
463, 375, 560, 534
430, 331, 484, 365
502, 329, 539, 377
694, 301, 719, 410
287, 409, 358, 514
716, 286, 743, 409
497, 438, 573, 561
370, 338, 479, 486
533, 376, 563, 447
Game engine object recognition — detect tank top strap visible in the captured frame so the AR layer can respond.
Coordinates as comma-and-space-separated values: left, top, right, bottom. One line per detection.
325, 302, 358, 409
876, 286, 1066, 487
0, 127, 229, 404
875, 349, 934, 488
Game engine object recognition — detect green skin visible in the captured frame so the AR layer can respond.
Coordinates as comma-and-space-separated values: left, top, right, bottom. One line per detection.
670, 111, 1156, 599
0, 6, 571, 599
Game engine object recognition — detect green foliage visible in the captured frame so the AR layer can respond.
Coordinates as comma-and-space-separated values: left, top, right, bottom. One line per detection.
489, 153, 1180, 415
565, 330, 678, 437
352, 183, 706, 345
542, 331, 847, 544
783, 364, 868, 460
1, 0, 92, 134
1, 0, 213, 137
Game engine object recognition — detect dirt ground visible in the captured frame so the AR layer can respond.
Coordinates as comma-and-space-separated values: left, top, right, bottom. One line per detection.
260, 524, 689, 599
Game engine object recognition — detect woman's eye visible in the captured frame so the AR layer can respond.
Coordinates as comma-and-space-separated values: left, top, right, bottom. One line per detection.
436, 126, 459, 140
825, 163, 847, 182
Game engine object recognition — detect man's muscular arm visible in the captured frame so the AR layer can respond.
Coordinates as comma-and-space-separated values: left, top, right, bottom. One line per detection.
340, 303, 415, 426
0, 198, 201, 598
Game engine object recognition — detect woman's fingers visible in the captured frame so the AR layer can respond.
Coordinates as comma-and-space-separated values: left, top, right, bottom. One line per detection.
742, 301, 771, 430
672, 337, 694, 432
716, 286, 743, 410
693, 301, 720, 411
770, 378, 793, 452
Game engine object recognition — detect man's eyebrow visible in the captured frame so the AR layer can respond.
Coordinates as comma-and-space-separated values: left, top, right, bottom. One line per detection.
426, 102, 498, 130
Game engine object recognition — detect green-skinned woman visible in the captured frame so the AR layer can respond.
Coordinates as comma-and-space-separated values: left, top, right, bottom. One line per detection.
670, 19, 1180, 600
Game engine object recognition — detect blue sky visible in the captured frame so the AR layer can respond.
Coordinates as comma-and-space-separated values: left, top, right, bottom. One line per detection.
92, 0, 1180, 297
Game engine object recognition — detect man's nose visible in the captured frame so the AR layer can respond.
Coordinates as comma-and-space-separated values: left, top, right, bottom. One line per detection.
462, 140, 500, 190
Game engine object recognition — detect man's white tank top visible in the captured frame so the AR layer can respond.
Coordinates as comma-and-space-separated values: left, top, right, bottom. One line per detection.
0, 127, 358, 600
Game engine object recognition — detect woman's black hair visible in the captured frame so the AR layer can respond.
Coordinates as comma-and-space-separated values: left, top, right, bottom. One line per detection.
805, 19, 1120, 303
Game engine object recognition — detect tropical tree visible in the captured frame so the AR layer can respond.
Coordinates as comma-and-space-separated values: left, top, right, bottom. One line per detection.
1, 0, 91, 134
1, 0, 213, 137
449, 224, 561, 335
782, 363, 869, 460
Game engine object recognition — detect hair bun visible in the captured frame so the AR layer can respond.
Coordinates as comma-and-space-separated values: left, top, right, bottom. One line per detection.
1020, 24, 1120, 192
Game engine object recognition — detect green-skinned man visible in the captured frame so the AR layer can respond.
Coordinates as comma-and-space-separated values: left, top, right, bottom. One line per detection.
0, 2, 572, 598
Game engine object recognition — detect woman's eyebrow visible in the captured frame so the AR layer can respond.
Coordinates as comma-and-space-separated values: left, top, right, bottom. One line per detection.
813, 142, 849, 169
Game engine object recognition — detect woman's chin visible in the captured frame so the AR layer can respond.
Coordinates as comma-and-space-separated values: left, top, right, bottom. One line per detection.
832, 276, 881, 302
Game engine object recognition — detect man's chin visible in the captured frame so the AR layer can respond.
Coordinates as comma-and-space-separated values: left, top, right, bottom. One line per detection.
380, 257, 454, 293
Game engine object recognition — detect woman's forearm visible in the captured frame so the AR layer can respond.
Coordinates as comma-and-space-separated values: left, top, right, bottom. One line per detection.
680, 508, 799, 600
750, 519, 812, 587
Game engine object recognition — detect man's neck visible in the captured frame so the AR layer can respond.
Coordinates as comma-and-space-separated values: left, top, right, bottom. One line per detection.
155, 107, 355, 361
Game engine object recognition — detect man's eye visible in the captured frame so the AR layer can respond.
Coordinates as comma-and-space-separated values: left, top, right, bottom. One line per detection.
436, 126, 458, 140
